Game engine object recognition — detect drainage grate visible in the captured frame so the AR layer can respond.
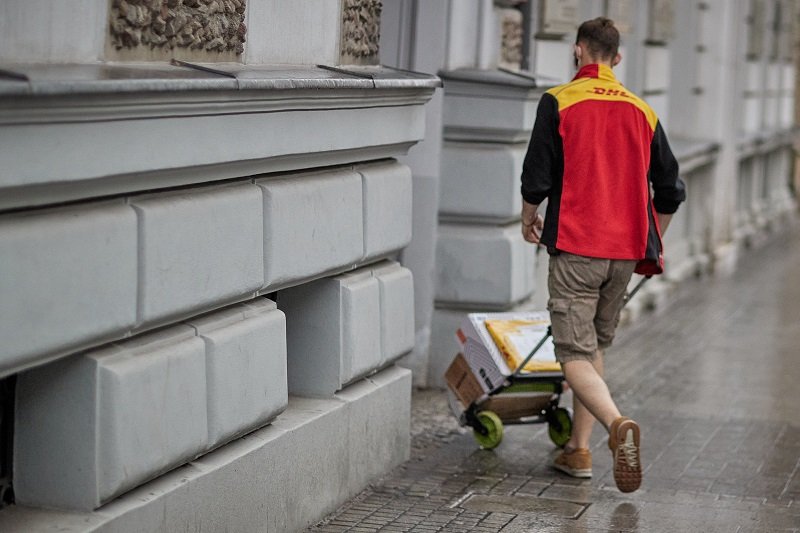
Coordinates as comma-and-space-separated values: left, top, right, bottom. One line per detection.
460, 494, 588, 519
0, 376, 15, 508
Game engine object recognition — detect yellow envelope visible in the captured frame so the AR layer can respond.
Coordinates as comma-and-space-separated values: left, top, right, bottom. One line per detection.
484, 319, 561, 373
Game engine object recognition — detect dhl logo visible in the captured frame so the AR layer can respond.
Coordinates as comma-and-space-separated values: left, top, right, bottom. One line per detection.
588, 87, 631, 97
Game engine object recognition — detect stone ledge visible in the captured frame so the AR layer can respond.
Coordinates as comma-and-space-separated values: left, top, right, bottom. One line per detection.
670, 138, 720, 174
0, 65, 437, 212
0, 63, 440, 97
439, 68, 547, 92
440, 68, 547, 144
737, 127, 797, 158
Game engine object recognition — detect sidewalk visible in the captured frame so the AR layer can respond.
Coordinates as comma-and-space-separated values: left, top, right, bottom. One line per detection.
309, 230, 800, 533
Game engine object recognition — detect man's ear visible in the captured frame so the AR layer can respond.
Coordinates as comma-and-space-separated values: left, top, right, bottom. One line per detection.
612, 52, 622, 67
574, 43, 583, 61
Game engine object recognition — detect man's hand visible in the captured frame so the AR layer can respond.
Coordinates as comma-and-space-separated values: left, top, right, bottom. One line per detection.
522, 213, 544, 243
521, 201, 544, 244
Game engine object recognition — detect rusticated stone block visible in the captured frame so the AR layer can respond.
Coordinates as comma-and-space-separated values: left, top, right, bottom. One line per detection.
357, 161, 413, 261
278, 261, 414, 397
131, 183, 264, 327
14, 326, 208, 511
185, 298, 288, 450
439, 142, 526, 222
257, 169, 364, 290
279, 268, 381, 397
373, 261, 415, 365
0, 201, 137, 374
435, 222, 537, 308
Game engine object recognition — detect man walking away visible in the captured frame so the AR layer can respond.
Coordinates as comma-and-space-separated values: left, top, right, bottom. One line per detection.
519, 17, 686, 493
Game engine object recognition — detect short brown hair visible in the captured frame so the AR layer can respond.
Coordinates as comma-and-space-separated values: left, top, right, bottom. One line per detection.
576, 17, 620, 61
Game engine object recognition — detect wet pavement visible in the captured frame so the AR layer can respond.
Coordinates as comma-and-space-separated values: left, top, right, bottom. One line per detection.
309, 228, 800, 532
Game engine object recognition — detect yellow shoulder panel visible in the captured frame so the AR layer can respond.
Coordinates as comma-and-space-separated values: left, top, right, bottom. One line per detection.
546, 78, 658, 131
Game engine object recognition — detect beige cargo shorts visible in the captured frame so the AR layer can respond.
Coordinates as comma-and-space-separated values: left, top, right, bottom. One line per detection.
547, 252, 637, 363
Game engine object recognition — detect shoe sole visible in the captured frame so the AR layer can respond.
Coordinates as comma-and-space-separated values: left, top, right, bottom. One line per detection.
613, 420, 641, 493
552, 463, 592, 479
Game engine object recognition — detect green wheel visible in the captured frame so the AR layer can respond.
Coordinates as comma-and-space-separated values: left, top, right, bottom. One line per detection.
548, 407, 573, 448
472, 410, 503, 450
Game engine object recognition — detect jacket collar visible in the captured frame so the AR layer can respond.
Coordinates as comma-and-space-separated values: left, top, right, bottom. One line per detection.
572, 63, 617, 82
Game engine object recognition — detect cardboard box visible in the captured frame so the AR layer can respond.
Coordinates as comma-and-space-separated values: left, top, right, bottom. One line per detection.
454, 311, 558, 392
444, 352, 486, 408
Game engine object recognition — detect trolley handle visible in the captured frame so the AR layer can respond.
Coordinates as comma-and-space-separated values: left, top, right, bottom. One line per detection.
511, 326, 552, 377
623, 275, 651, 304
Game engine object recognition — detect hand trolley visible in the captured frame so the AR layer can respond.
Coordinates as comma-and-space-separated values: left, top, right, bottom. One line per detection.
448, 276, 650, 450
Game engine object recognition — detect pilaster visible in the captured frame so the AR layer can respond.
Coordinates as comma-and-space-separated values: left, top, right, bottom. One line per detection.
428, 68, 547, 388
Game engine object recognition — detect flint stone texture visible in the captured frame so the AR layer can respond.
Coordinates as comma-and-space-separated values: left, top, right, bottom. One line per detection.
340, 0, 383, 65
109, 0, 247, 56
0, 201, 138, 375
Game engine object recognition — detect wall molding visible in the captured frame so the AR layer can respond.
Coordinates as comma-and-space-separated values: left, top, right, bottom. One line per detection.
0, 64, 438, 212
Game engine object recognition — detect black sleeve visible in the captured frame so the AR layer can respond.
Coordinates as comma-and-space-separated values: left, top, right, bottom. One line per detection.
649, 121, 686, 214
520, 93, 559, 205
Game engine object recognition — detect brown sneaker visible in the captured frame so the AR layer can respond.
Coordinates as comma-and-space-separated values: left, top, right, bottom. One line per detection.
553, 448, 592, 478
608, 417, 642, 493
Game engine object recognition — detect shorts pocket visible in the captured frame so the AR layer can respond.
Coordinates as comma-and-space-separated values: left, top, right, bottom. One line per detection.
547, 298, 574, 348
548, 297, 597, 356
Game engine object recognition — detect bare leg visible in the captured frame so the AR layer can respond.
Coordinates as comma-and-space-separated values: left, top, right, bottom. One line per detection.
564, 349, 610, 450
561, 351, 621, 442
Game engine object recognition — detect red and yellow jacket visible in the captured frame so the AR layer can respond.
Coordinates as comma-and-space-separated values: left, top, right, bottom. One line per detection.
520, 63, 686, 274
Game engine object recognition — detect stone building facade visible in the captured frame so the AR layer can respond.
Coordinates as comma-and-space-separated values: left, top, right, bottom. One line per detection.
0, 1, 436, 531
0, 0, 796, 531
